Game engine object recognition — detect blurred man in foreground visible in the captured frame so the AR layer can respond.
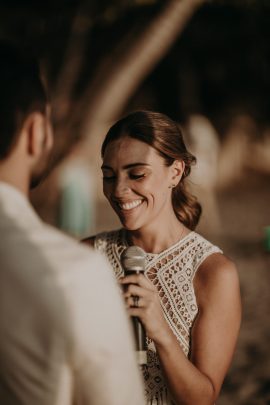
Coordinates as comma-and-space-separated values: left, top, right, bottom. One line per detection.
0, 42, 144, 405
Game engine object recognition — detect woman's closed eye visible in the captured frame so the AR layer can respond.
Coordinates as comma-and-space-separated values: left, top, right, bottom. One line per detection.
129, 173, 145, 180
103, 175, 116, 181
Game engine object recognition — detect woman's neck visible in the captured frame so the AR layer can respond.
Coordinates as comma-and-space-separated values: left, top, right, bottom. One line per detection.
126, 216, 190, 254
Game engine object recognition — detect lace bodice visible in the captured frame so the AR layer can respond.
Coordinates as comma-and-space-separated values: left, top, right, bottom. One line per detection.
94, 229, 222, 405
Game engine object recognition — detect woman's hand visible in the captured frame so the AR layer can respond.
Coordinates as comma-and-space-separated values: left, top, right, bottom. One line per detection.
120, 274, 170, 343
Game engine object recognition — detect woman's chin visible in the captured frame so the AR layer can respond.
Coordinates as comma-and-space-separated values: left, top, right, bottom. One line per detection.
119, 218, 141, 231
121, 223, 138, 231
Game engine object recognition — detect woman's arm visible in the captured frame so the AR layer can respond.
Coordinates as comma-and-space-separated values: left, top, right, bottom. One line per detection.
122, 253, 241, 405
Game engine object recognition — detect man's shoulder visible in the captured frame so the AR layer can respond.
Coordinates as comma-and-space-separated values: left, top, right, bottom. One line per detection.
38, 222, 110, 273
2, 216, 110, 281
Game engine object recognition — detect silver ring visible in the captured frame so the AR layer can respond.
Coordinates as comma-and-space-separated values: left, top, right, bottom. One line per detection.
133, 296, 139, 308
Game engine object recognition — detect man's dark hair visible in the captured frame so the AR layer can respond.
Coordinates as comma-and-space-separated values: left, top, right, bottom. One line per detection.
0, 41, 47, 159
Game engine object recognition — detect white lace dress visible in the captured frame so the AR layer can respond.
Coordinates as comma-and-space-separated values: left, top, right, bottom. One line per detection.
94, 229, 222, 405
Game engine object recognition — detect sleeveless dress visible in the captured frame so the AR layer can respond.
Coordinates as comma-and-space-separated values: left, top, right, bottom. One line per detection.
94, 229, 222, 405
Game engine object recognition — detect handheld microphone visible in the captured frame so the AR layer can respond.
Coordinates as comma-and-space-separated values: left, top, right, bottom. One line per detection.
121, 246, 147, 366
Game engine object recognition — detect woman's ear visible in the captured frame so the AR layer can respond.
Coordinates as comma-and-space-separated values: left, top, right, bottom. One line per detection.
170, 160, 185, 186
44, 104, 54, 152
25, 112, 47, 158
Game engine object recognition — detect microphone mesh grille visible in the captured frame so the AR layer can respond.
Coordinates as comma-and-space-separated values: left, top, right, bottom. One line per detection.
121, 246, 146, 272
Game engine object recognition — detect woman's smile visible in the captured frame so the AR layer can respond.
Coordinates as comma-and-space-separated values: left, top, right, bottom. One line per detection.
118, 199, 144, 211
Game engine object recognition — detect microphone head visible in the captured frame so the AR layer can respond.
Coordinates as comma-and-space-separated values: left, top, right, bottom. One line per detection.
121, 246, 146, 273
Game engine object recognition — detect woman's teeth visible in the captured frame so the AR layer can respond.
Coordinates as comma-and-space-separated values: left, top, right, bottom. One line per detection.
119, 199, 143, 211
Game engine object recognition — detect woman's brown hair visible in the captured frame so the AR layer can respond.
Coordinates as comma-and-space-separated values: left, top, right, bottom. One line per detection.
101, 110, 201, 230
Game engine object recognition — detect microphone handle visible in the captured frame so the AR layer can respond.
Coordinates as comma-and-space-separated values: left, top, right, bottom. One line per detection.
131, 316, 147, 351
131, 316, 147, 366
125, 269, 147, 365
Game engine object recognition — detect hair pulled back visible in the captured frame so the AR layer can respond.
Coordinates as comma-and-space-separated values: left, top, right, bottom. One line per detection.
101, 110, 201, 230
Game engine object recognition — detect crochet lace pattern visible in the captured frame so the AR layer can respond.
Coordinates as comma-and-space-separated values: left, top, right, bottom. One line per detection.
94, 229, 222, 405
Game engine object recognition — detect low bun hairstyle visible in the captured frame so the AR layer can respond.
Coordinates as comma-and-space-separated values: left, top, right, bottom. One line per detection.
101, 110, 201, 230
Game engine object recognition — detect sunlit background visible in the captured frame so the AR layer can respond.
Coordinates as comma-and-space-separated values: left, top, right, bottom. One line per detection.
1, 1, 269, 403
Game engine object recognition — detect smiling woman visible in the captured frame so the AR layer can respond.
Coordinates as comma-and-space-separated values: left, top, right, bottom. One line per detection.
101, 135, 184, 233
82, 110, 241, 405
101, 157, 152, 230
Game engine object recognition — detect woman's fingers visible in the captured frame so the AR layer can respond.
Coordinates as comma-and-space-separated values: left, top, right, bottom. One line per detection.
121, 276, 167, 341
123, 283, 147, 298
125, 295, 146, 308
120, 274, 155, 291
127, 307, 144, 318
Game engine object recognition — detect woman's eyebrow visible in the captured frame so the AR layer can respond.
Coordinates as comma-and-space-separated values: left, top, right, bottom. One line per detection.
101, 163, 150, 170
123, 163, 150, 169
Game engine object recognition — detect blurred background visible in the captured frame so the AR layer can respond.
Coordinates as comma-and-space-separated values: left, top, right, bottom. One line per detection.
1, 0, 269, 403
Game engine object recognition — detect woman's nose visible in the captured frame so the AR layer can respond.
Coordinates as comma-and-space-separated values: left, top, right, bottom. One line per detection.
113, 178, 130, 198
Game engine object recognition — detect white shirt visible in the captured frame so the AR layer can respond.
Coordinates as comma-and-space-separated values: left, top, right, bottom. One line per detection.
0, 182, 144, 405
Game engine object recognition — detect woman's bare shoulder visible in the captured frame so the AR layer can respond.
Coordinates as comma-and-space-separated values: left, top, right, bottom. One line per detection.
194, 252, 240, 306
81, 235, 96, 248
197, 252, 237, 279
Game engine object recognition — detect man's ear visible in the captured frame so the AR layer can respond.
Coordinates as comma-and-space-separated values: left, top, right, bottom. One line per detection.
171, 160, 185, 186
24, 112, 46, 158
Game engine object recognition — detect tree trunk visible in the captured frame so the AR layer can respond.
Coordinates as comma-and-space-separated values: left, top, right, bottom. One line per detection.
74, 0, 206, 160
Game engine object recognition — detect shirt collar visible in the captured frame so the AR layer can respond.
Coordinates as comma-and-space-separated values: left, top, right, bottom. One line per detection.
0, 181, 41, 226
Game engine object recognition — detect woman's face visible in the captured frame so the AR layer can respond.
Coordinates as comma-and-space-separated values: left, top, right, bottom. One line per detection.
102, 136, 181, 231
